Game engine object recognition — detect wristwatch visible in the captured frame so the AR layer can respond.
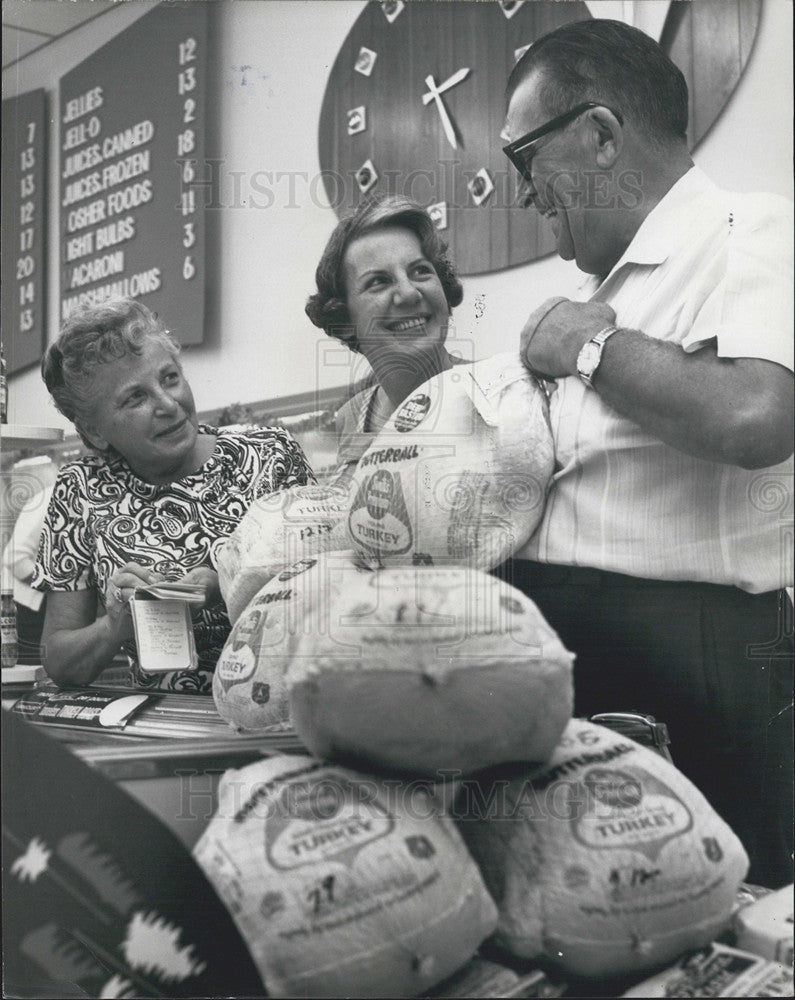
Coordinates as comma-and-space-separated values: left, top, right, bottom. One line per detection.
576, 325, 619, 387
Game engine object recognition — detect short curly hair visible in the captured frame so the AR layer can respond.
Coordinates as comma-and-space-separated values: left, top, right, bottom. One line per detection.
41, 297, 181, 451
305, 195, 464, 354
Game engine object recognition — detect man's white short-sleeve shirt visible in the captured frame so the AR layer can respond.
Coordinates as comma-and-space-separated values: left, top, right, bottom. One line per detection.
516, 166, 793, 593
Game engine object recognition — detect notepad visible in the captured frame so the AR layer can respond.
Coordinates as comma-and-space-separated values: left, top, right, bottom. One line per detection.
133, 581, 206, 604
130, 585, 202, 673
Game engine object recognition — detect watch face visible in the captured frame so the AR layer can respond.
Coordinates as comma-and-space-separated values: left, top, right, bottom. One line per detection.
318, 1, 761, 277
578, 342, 601, 377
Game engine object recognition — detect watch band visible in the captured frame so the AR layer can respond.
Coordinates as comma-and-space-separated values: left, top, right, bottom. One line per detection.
577, 324, 619, 387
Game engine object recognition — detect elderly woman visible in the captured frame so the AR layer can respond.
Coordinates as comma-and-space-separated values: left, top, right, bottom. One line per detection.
33, 298, 314, 693
306, 195, 468, 473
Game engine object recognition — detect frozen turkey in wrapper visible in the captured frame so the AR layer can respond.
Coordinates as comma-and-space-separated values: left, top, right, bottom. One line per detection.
346, 352, 553, 569
192, 753, 498, 998
288, 564, 574, 776
213, 550, 374, 731
215, 483, 349, 624
733, 885, 794, 966
456, 718, 750, 980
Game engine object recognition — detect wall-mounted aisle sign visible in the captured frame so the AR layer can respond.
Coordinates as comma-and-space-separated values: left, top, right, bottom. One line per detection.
59, 3, 207, 346
1, 89, 47, 375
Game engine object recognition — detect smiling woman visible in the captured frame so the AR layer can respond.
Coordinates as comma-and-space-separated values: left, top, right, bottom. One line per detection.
32, 298, 315, 693
306, 195, 468, 476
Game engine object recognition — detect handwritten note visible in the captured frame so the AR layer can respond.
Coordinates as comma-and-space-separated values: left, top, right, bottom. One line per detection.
130, 598, 198, 673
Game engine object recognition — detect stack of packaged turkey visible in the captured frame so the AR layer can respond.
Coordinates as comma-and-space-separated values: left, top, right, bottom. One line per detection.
200, 355, 751, 997
212, 352, 554, 732
198, 555, 576, 998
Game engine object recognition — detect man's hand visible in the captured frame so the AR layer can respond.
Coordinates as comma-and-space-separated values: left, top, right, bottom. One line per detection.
521, 297, 617, 379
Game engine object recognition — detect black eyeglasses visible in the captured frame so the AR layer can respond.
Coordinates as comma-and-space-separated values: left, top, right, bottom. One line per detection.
503, 102, 623, 184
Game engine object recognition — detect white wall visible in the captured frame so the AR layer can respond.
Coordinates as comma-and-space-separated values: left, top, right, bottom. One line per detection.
3, 0, 793, 431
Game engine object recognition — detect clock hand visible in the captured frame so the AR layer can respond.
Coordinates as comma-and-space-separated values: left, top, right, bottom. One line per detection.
421, 66, 471, 104
424, 74, 459, 149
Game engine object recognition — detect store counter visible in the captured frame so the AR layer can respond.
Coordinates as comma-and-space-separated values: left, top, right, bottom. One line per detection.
3, 679, 791, 999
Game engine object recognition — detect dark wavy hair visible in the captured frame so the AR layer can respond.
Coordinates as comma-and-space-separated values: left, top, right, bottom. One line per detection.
507, 19, 689, 144
41, 297, 181, 452
305, 195, 464, 354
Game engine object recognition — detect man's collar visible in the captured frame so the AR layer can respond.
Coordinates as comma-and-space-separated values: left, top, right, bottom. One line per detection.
580, 165, 715, 291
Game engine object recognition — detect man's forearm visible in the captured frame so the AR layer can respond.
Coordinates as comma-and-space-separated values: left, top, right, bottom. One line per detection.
521, 297, 793, 469
588, 328, 793, 468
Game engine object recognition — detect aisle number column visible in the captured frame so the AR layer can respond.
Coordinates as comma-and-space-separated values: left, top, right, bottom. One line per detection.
178, 32, 198, 286
1, 90, 47, 374
18, 124, 38, 335
58, 4, 207, 346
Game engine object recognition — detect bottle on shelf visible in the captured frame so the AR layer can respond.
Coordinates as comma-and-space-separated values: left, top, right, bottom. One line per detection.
1, 588, 19, 669
0, 343, 8, 423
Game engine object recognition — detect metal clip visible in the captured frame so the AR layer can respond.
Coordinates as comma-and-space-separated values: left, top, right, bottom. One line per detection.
589, 711, 673, 763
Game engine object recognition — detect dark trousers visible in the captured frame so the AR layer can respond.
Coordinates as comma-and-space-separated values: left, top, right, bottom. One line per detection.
493, 560, 794, 889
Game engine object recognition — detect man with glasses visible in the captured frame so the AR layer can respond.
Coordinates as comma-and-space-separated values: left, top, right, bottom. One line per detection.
496, 19, 793, 888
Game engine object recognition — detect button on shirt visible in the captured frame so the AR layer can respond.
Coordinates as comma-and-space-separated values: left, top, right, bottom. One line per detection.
516, 166, 794, 593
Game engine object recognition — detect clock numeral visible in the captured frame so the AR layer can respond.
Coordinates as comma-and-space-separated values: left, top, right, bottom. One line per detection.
346, 106, 366, 136
354, 46, 377, 77
380, 1, 405, 24
355, 159, 378, 194
427, 202, 448, 231
498, 0, 525, 19
468, 168, 494, 207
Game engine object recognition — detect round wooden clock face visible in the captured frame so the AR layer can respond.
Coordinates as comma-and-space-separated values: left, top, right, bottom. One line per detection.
318, 1, 760, 276
319, 1, 589, 276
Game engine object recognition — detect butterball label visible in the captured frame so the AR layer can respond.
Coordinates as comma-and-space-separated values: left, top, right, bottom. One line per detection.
265, 773, 393, 870
218, 645, 256, 692
349, 472, 412, 555
231, 605, 272, 652
358, 444, 420, 468
570, 765, 693, 861
394, 393, 431, 432
365, 469, 395, 520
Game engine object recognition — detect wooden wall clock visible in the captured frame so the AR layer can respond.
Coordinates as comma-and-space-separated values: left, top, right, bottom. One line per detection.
318, 1, 761, 277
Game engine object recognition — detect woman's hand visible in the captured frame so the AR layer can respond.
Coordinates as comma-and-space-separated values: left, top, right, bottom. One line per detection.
105, 562, 166, 639
176, 565, 222, 617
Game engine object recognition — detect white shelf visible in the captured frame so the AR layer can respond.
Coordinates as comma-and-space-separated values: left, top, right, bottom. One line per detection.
1, 423, 64, 449
1, 664, 47, 685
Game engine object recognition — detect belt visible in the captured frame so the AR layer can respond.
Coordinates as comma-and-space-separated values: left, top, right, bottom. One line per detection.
498, 560, 655, 588
501, 560, 783, 595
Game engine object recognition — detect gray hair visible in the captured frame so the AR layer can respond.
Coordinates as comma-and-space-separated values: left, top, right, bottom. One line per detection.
507, 19, 689, 145
41, 297, 181, 452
